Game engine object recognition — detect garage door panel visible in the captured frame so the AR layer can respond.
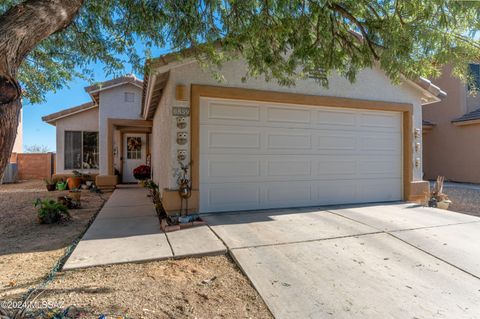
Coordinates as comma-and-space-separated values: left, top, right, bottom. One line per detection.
265, 182, 313, 207
200, 97, 403, 213
316, 159, 357, 176
358, 179, 403, 202
267, 133, 312, 150
316, 109, 357, 126
207, 101, 260, 121
359, 135, 401, 152
205, 129, 261, 149
359, 112, 401, 129
266, 160, 311, 177
266, 106, 311, 124
317, 134, 357, 151
203, 183, 261, 211
357, 158, 402, 178
207, 159, 260, 178
317, 181, 357, 204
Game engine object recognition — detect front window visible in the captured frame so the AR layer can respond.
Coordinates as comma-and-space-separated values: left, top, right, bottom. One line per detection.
468, 63, 480, 92
65, 131, 99, 170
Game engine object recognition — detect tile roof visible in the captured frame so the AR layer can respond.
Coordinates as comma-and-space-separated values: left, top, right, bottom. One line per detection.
84, 74, 143, 93
451, 108, 480, 123
422, 119, 436, 126
42, 102, 96, 124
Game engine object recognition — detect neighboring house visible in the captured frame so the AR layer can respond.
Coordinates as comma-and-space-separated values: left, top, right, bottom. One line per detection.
42, 75, 144, 185
423, 64, 480, 183
43, 55, 444, 214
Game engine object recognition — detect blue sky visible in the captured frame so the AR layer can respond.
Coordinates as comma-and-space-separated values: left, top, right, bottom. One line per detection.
22, 46, 168, 152
23, 66, 108, 152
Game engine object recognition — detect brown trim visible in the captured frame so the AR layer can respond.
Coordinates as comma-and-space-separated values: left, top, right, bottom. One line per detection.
403, 111, 413, 200
107, 118, 153, 176
190, 85, 414, 208
452, 119, 480, 126
120, 132, 124, 176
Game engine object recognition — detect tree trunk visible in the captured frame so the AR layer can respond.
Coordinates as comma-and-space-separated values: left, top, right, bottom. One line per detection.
0, 0, 84, 179
0, 100, 21, 180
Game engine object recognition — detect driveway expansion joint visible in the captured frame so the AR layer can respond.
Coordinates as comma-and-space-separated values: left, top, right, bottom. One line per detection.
228, 231, 384, 251
387, 232, 480, 281
387, 220, 480, 233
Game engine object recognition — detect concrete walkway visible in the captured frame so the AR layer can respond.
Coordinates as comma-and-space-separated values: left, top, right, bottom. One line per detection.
63, 185, 226, 270
203, 203, 480, 319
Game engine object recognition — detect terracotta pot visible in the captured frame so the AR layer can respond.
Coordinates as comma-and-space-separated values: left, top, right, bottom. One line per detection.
67, 177, 82, 190
46, 184, 56, 192
69, 191, 81, 201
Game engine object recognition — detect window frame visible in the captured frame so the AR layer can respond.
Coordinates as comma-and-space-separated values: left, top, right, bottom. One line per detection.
64, 130, 99, 170
468, 63, 480, 92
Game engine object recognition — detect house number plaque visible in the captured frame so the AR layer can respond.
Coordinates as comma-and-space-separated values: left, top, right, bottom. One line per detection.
172, 106, 190, 117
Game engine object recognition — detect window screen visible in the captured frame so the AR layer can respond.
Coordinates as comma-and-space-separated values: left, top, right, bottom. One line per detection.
64, 131, 99, 169
65, 131, 82, 169
83, 132, 99, 169
468, 63, 480, 91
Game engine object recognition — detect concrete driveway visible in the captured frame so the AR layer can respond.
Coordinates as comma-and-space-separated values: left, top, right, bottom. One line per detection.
203, 203, 480, 319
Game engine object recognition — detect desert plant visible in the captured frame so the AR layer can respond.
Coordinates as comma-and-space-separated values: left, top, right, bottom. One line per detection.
34, 198, 70, 224
44, 177, 56, 191
44, 177, 55, 185
428, 176, 452, 208
71, 170, 83, 177
69, 188, 82, 201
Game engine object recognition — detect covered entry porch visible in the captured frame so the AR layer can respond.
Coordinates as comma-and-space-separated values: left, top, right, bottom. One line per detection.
96, 118, 152, 188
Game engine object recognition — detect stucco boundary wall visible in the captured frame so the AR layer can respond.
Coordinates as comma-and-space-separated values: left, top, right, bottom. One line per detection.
11, 153, 56, 180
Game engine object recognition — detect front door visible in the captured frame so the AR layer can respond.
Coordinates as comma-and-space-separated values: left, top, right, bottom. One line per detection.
123, 133, 146, 183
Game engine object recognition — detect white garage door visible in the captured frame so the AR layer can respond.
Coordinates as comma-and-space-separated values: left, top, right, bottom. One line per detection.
199, 97, 403, 213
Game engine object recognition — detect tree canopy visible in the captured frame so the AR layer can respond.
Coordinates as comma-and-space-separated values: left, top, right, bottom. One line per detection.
2, 0, 480, 104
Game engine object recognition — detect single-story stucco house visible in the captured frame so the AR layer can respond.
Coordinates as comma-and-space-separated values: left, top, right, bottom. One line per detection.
43, 53, 445, 214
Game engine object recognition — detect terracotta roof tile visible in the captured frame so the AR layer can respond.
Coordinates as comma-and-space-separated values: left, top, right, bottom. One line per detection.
42, 102, 96, 124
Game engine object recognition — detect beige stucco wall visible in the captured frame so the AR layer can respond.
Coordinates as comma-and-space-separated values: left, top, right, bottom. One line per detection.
423, 65, 480, 183
151, 79, 174, 192
12, 108, 23, 153
151, 58, 426, 190
54, 107, 99, 174
98, 83, 143, 175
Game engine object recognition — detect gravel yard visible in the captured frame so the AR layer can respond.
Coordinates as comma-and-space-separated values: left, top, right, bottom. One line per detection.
0, 180, 272, 319
443, 183, 480, 217
0, 180, 110, 302
29, 256, 272, 319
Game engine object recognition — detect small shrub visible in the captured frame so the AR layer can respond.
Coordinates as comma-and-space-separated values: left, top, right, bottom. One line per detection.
133, 165, 151, 180
34, 198, 70, 224
43, 178, 55, 185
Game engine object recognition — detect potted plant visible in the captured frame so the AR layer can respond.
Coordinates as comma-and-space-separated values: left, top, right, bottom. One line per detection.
133, 165, 151, 185
34, 198, 70, 224
44, 178, 56, 191
67, 170, 83, 190
56, 180, 68, 191
69, 188, 81, 201
428, 176, 452, 210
